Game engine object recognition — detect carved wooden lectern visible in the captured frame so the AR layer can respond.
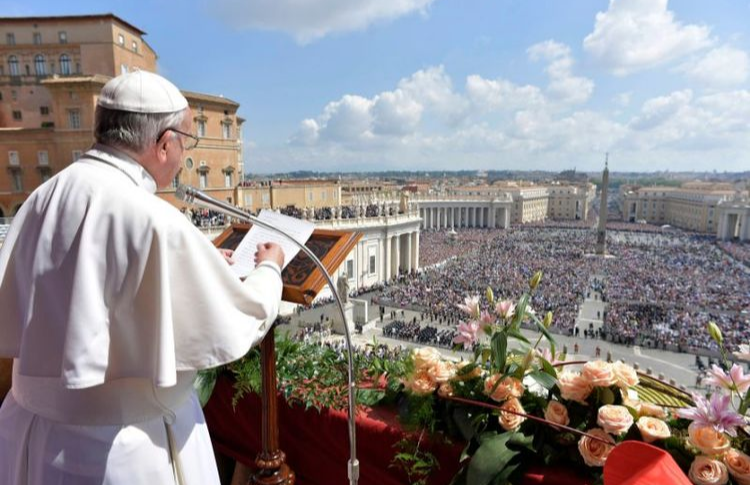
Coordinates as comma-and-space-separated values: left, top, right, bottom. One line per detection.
213, 224, 362, 485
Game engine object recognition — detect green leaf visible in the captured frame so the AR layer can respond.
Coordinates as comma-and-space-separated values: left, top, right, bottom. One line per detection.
194, 368, 218, 407
599, 387, 615, 405
466, 433, 519, 485
356, 388, 386, 407
491, 332, 508, 373
507, 330, 530, 345
528, 370, 557, 390
532, 315, 557, 349
540, 358, 558, 379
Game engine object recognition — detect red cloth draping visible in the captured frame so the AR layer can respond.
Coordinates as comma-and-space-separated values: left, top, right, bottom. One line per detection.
204, 374, 592, 485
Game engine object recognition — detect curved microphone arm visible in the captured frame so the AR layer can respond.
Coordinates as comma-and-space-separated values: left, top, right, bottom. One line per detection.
175, 185, 360, 485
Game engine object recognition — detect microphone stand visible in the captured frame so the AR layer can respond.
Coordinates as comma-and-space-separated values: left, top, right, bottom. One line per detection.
176, 185, 360, 485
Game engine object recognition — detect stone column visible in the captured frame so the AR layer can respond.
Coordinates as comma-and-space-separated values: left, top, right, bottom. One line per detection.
442, 207, 447, 228
411, 231, 420, 270
503, 207, 510, 229
391, 235, 400, 277
404, 233, 412, 273
743, 214, 750, 242
384, 236, 392, 281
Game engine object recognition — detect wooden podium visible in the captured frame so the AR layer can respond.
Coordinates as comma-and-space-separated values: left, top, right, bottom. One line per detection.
214, 224, 361, 485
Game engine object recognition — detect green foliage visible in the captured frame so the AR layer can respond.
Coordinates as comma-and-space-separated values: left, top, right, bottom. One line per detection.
390, 436, 439, 485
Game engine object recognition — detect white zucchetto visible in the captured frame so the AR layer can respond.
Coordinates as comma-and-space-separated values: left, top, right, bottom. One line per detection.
98, 70, 188, 114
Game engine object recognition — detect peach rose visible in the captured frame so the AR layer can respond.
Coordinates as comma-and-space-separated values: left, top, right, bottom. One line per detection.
412, 347, 442, 371
577, 428, 615, 467
437, 382, 454, 398
428, 360, 456, 384
597, 405, 634, 435
636, 416, 671, 443
582, 361, 616, 387
403, 369, 437, 396
638, 401, 667, 419
689, 456, 729, 485
484, 374, 524, 402
455, 361, 482, 381
498, 397, 526, 431
557, 371, 593, 405
689, 423, 731, 456
612, 361, 639, 389
544, 401, 570, 428
724, 449, 750, 485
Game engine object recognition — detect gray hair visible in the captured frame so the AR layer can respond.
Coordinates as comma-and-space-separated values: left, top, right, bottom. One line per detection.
94, 106, 188, 154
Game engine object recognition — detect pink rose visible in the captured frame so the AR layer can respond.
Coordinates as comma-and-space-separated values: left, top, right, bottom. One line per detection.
689, 456, 729, 485
578, 428, 615, 467
484, 374, 524, 402
544, 401, 570, 428
724, 449, 750, 485
498, 397, 526, 431
455, 361, 482, 381
437, 382, 454, 398
557, 371, 593, 405
638, 401, 667, 419
612, 361, 639, 389
636, 416, 671, 443
412, 348, 442, 372
597, 405, 634, 435
689, 423, 731, 456
582, 361, 616, 387
403, 369, 436, 396
427, 360, 456, 384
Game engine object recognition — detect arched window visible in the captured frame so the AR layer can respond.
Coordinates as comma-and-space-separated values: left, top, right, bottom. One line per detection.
59, 54, 71, 75
34, 55, 46, 75
8, 55, 19, 76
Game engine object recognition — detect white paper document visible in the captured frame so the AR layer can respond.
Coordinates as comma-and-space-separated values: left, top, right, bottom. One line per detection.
229, 210, 315, 278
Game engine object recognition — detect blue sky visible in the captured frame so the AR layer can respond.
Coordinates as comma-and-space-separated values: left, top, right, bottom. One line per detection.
5, 0, 750, 173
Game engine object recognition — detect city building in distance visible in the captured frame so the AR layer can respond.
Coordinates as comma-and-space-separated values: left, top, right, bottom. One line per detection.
0, 14, 243, 217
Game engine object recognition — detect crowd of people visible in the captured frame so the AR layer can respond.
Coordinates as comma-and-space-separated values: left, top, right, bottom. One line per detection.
382, 320, 456, 348
182, 208, 227, 228
718, 240, 750, 268
377, 225, 750, 353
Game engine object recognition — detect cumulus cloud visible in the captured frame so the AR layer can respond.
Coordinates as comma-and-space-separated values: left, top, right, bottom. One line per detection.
465, 75, 544, 112
397, 66, 469, 124
629, 89, 693, 131
583, 0, 712, 75
527, 40, 594, 104
678, 46, 750, 88
211, 0, 435, 43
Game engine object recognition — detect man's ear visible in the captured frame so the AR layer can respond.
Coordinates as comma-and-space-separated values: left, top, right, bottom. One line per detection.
156, 131, 171, 159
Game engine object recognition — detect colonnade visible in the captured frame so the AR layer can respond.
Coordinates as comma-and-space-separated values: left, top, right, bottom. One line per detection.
383, 231, 419, 280
418, 204, 510, 230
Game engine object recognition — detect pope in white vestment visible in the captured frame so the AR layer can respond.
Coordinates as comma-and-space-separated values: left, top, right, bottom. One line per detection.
0, 71, 284, 485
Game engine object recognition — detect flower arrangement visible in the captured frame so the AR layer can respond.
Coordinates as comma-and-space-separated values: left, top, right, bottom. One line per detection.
214, 271, 750, 485
393, 272, 750, 485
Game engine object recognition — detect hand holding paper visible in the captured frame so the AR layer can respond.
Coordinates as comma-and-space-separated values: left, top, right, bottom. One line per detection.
230, 210, 315, 278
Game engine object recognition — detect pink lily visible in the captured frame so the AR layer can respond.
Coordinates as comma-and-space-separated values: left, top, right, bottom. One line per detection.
453, 321, 481, 350
677, 393, 745, 437
457, 296, 481, 318
705, 364, 750, 394
495, 300, 516, 320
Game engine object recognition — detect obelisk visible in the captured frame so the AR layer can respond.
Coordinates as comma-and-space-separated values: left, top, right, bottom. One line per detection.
596, 154, 609, 255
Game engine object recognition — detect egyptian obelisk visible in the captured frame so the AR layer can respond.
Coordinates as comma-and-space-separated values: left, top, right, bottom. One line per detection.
595, 154, 609, 255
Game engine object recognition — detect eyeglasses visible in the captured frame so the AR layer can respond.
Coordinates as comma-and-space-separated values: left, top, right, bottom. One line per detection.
160, 128, 200, 150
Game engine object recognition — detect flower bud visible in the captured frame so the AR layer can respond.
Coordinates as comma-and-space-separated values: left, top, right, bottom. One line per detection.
486, 286, 495, 306
529, 271, 543, 291
707, 321, 723, 346
543, 311, 553, 329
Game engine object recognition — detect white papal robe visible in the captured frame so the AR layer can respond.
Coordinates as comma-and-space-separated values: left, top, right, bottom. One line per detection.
0, 144, 283, 485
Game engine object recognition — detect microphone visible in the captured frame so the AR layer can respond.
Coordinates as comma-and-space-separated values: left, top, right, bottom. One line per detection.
175, 185, 360, 485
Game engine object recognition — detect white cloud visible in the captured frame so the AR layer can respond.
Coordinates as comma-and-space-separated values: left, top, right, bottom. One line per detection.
211, 0, 435, 43
397, 66, 469, 125
678, 46, 750, 88
371, 90, 423, 135
630, 89, 693, 131
527, 40, 594, 105
613, 92, 632, 107
583, 0, 712, 75
465, 75, 544, 112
